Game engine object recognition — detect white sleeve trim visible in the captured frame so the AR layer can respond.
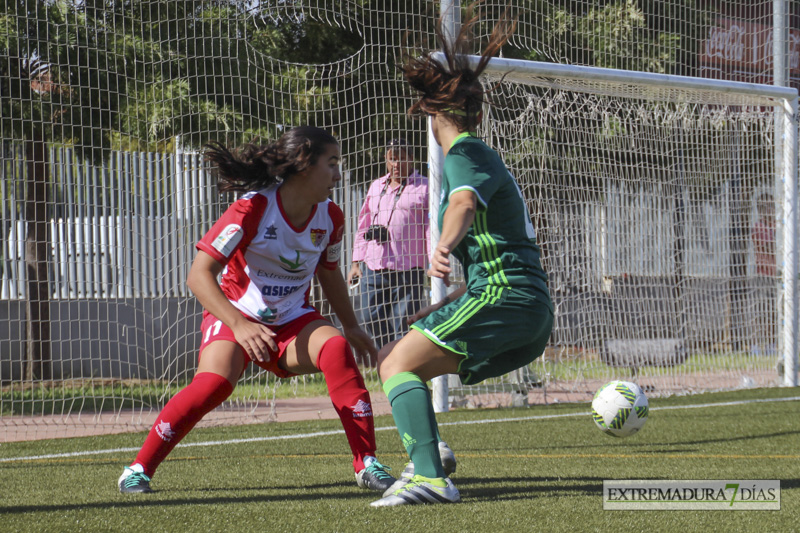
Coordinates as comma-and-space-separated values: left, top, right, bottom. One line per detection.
449, 185, 487, 209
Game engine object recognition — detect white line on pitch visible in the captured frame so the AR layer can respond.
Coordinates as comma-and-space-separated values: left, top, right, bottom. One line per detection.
1, 395, 798, 464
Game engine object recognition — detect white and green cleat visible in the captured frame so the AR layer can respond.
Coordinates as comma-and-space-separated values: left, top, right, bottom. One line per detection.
356, 459, 396, 492
381, 441, 457, 497
118, 463, 152, 493
371, 475, 461, 507
381, 462, 415, 497
438, 441, 457, 477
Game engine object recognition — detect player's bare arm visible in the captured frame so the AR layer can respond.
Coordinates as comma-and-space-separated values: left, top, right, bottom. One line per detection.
429, 189, 476, 286
407, 285, 468, 324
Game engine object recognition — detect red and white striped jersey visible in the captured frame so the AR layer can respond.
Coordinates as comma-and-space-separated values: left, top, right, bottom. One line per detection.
196, 186, 344, 326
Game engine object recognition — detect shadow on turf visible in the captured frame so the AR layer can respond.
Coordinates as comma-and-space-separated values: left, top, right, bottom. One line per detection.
0, 481, 378, 515
455, 475, 604, 500
5, 477, 797, 514
465, 426, 800, 453
0, 475, 610, 515
603, 427, 800, 452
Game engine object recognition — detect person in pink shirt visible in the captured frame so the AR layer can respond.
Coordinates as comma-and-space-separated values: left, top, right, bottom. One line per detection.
752, 193, 776, 277
751, 192, 777, 355
347, 138, 429, 362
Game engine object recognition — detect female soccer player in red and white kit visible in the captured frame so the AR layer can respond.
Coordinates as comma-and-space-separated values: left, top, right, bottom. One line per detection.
118, 126, 395, 494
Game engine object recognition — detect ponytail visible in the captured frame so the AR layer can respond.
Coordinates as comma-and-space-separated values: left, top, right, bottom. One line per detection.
402, 3, 517, 131
204, 126, 338, 193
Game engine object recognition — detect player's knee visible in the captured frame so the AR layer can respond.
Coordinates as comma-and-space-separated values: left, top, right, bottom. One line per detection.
377, 339, 397, 366
316, 335, 355, 372
377, 342, 405, 382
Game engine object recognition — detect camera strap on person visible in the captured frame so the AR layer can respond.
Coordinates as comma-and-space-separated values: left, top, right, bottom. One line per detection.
377, 178, 406, 223
366, 178, 407, 243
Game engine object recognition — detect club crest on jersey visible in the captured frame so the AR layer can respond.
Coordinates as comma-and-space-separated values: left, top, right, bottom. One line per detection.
309, 228, 327, 247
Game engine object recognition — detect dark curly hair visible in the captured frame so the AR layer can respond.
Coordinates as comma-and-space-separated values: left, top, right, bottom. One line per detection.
204, 126, 338, 193
401, 3, 517, 132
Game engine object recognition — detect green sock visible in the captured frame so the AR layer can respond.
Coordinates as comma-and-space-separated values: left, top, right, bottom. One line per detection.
383, 372, 445, 479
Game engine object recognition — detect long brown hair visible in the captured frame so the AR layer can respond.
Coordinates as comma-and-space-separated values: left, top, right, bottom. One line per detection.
401, 3, 517, 132
204, 126, 338, 193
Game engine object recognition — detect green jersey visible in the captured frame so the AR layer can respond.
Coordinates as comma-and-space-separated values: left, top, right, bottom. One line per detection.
441, 134, 551, 309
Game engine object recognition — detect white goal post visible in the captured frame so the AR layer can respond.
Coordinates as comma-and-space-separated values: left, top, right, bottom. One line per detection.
430, 54, 799, 411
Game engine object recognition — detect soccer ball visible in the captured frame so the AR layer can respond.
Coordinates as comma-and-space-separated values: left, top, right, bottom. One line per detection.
591, 380, 649, 437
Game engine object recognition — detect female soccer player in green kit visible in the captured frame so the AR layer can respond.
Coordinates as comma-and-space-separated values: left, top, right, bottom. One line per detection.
371, 9, 554, 507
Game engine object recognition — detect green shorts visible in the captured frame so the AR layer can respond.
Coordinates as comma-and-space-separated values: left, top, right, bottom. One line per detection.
411, 286, 553, 385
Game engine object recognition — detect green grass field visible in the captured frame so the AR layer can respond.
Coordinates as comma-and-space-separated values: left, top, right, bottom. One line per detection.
1, 387, 798, 532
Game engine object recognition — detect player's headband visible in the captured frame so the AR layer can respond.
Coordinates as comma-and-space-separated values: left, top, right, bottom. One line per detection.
443, 107, 483, 123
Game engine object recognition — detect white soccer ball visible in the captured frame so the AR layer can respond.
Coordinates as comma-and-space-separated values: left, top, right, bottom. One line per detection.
591, 380, 649, 437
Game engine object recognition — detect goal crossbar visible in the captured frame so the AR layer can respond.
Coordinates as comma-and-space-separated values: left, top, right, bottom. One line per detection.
437, 53, 799, 107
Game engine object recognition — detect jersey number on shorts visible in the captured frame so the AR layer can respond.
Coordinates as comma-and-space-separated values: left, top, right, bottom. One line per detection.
204, 320, 223, 343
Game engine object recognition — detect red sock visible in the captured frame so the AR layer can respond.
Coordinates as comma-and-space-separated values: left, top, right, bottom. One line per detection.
133, 372, 234, 477
317, 336, 376, 472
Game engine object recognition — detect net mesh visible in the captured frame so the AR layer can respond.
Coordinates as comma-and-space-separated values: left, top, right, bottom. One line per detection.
0, 0, 796, 440
445, 75, 790, 408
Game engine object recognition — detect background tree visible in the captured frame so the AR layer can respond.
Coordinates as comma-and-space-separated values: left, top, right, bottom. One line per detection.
0, 0, 727, 379
0, 0, 372, 380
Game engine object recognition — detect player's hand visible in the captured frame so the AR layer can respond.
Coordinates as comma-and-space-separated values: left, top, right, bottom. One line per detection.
428, 244, 452, 286
232, 320, 277, 363
347, 264, 362, 286
407, 303, 438, 324
343, 326, 378, 362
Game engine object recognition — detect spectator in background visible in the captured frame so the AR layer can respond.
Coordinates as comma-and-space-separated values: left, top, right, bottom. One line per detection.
347, 138, 429, 363
752, 192, 776, 277
751, 192, 777, 356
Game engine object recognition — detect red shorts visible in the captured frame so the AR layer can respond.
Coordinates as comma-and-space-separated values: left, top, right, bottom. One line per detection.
198, 309, 328, 378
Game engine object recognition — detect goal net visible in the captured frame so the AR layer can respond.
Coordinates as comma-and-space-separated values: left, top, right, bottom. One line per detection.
432, 55, 798, 410
1, 1, 798, 442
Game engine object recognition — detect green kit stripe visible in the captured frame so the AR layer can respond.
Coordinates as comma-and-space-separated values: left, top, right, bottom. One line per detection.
431, 295, 481, 333
473, 212, 507, 303
432, 296, 487, 339
476, 211, 510, 289
382, 371, 424, 397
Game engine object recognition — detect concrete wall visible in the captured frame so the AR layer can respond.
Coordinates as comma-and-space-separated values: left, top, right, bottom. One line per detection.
0, 298, 203, 382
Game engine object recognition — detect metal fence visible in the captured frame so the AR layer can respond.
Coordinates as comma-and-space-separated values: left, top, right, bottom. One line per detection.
1, 146, 220, 299
0, 145, 370, 301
